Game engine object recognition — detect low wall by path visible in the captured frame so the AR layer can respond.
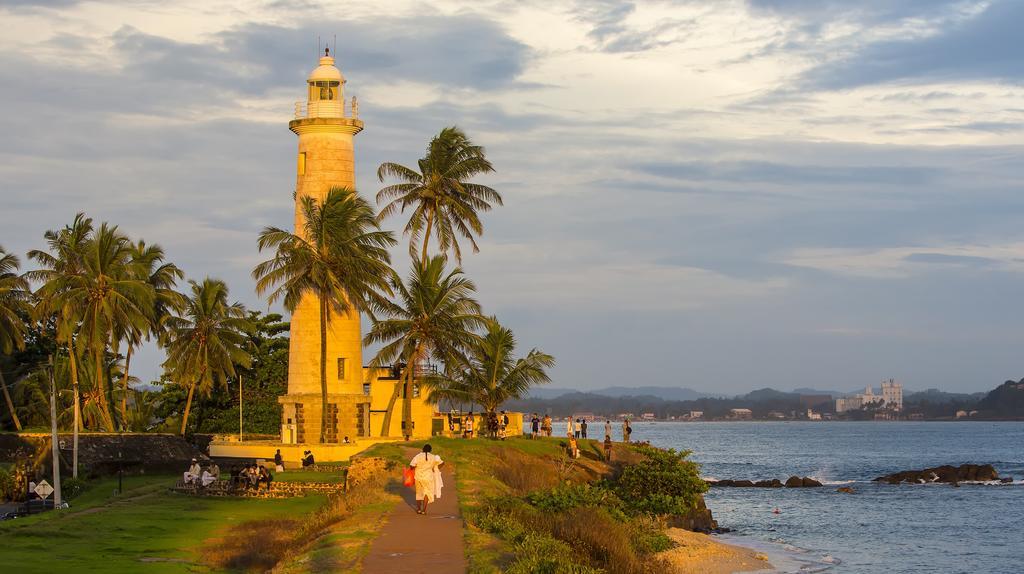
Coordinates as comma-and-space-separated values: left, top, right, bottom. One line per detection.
0, 433, 208, 476
209, 438, 400, 464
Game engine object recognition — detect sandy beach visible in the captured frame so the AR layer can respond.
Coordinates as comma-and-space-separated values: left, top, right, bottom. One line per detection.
657, 528, 773, 574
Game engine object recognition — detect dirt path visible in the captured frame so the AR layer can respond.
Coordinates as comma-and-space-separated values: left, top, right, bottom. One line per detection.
361, 448, 466, 574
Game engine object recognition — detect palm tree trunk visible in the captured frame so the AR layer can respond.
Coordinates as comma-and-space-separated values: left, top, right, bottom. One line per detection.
68, 340, 80, 478
420, 208, 435, 264
380, 380, 401, 437
0, 368, 22, 431
319, 296, 329, 444
180, 381, 196, 436
119, 345, 132, 431
94, 347, 114, 431
402, 348, 418, 441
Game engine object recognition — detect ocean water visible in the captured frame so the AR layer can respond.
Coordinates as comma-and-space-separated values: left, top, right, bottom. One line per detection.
638, 421, 1024, 574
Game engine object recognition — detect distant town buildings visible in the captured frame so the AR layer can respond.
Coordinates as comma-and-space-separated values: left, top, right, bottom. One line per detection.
729, 408, 753, 419
640, 413, 656, 420
835, 379, 903, 414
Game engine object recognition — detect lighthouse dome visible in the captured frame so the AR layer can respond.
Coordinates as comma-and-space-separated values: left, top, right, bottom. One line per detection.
308, 48, 344, 83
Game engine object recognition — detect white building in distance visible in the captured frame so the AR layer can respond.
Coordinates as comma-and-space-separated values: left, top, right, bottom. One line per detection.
835, 379, 903, 413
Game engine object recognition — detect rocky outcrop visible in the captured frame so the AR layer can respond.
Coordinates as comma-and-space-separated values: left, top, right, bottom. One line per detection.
668, 495, 718, 532
873, 464, 999, 485
707, 476, 820, 488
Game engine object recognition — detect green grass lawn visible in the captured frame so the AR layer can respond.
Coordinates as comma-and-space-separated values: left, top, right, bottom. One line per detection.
1, 474, 325, 573
272, 469, 346, 484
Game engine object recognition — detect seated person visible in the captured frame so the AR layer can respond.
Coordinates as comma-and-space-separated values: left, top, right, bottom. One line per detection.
229, 465, 241, 487
343, 436, 350, 444
184, 458, 202, 485
302, 451, 315, 468
208, 462, 220, 479
200, 467, 216, 487
258, 465, 273, 490
568, 437, 580, 459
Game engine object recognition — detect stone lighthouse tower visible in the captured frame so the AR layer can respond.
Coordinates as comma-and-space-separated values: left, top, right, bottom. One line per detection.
278, 48, 369, 444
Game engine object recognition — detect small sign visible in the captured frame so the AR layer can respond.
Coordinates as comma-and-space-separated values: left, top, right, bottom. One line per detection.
34, 480, 54, 499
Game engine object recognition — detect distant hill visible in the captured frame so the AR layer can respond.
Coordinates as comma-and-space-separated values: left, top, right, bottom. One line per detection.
975, 379, 1024, 418
905, 388, 986, 404
791, 387, 844, 398
528, 386, 711, 401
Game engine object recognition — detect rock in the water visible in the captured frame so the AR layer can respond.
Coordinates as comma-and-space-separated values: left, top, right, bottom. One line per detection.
801, 477, 822, 487
1000, 477, 1014, 484
837, 486, 855, 494
874, 464, 1000, 485
785, 476, 803, 488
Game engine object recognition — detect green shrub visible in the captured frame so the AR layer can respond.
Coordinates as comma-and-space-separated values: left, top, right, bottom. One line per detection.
614, 445, 707, 516
527, 482, 622, 514
61, 477, 87, 500
626, 516, 675, 554
551, 506, 647, 574
506, 532, 602, 574
0, 467, 17, 501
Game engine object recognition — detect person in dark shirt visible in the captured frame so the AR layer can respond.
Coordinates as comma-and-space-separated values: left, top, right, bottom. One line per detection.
580, 419, 588, 439
530, 413, 540, 438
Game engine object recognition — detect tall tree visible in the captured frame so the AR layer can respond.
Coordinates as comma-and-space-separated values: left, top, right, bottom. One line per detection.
115, 240, 184, 429
52, 223, 153, 431
162, 278, 251, 436
425, 318, 554, 418
253, 187, 395, 443
28, 213, 93, 474
364, 255, 484, 439
0, 245, 32, 431
377, 126, 502, 264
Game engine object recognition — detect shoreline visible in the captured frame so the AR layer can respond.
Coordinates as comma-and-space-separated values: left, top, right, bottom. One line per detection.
657, 528, 773, 574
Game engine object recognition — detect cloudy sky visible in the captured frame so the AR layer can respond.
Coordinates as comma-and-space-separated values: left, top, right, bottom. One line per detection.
2, 0, 1022, 394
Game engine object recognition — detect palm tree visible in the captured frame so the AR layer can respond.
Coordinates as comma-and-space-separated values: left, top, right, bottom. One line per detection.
253, 187, 395, 443
425, 318, 554, 420
115, 241, 185, 429
377, 126, 502, 264
162, 278, 251, 436
52, 223, 153, 431
0, 245, 32, 431
28, 213, 93, 474
364, 255, 485, 439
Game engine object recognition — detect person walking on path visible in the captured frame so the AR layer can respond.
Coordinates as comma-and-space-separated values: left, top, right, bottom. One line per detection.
409, 444, 444, 515
604, 420, 612, 440
580, 419, 588, 439
542, 414, 552, 437
622, 419, 632, 442
531, 413, 540, 438
464, 412, 475, 438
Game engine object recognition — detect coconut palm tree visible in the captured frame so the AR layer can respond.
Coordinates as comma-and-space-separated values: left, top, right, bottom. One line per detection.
364, 255, 485, 439
52, 223, 153, 431
424, 318, 554, 420
253, 187, 395, 443
162, 278, 251, 436
28, 213, 93, 474
115, 241, 185, 429
377, 126, 502, 264
0, 245, 32, 431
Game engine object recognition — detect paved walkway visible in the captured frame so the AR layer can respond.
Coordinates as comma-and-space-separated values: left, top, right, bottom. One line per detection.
362, 449, 466, 574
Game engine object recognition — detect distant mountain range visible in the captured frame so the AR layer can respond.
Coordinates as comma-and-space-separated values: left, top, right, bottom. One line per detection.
529, 386, 714, 401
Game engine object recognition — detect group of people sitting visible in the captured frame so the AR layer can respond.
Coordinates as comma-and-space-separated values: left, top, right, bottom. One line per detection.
229, 463, 273, 491
183, 458, 220, 487
182, 458, 273, 491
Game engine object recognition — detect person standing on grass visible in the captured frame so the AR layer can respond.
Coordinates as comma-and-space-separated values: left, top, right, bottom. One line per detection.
604, 420, 612, 440
531, 413, 540, 438
580, 419, 588, 439
622, 419, 632, 442
409, 444, 444, 514
567, 416, 575, 438
542, 414, 552, 437
604, 435, 613, 461
465, 412, 475, 438
274, 449, 284, 472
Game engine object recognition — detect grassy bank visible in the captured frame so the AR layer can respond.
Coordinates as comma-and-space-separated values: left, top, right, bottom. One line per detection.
363, 435, 709, 574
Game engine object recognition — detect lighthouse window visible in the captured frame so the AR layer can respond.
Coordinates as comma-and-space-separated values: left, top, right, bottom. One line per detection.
337, 357, 346, 380
309, 80, 339, 101
297, 152, 306, 175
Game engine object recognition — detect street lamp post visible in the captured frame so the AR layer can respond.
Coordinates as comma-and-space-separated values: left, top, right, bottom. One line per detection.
48, 355, 62, 508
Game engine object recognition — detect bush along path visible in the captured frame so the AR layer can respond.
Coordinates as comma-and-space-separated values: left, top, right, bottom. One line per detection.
361, 447, 467, 574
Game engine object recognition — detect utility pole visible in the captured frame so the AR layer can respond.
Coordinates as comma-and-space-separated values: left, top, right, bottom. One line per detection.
238, 373, 243, 442
48, 355, 62, 508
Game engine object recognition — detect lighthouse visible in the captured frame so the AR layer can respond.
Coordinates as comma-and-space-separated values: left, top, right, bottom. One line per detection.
278, 48, 368, 444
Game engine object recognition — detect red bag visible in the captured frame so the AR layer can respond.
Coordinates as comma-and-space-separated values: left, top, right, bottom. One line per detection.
403, 468, 415, 487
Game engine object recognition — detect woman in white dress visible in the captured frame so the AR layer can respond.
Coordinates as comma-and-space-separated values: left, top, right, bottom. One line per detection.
409, 444, 445, 514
